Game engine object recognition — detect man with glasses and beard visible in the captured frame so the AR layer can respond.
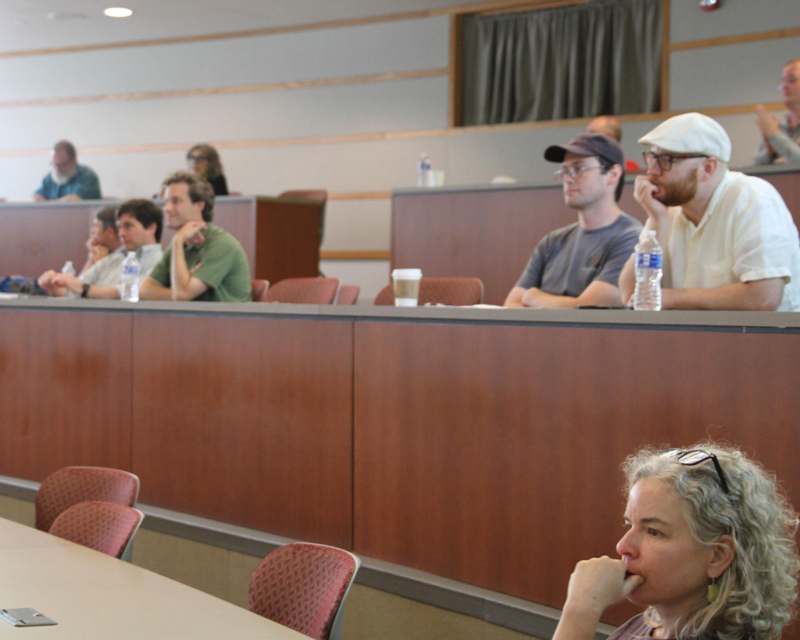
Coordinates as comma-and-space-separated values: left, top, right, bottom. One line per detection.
33, 140, 101, 202
619, 112, 800, 311
504, 133, 641, 309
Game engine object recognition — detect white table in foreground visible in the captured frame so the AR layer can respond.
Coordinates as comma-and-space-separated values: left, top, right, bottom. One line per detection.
0, 517, 310, 639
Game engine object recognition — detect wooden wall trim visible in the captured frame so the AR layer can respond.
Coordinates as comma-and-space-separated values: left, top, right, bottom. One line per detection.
321, 250, 390, 261
0, 9, 440, 60
660, 0, 671, 112
0, 68, 447, 111
0, 1, 543, 61
0, 101, 783, 160
329, 192, 391, 201
477, 0, 585, 17
447, 14, 461, 128
670, 26, 800, 52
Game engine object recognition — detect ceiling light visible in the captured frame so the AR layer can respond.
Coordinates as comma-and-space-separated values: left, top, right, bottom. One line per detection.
104, 7, 133, 18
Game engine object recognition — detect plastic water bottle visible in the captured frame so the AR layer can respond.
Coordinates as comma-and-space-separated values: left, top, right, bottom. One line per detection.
61, 260, 78, 298
632, 230, 663, 311
119, 252, 140, 302
416, 153, 433, 187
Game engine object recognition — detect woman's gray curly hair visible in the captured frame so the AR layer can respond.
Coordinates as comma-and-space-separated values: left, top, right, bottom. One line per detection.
623, 443, 798, 640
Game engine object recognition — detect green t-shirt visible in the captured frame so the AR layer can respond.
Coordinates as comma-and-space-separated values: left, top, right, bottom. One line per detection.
149, 224, 251, 302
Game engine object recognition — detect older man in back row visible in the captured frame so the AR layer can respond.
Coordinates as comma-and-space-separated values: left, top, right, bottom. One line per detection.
619, 112, 800, 311
33, 140, 101, 202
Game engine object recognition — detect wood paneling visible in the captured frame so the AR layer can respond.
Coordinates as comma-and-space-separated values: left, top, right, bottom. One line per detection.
0, 196, 321, 284
131, 314, 353, 546
321, 250, 390, 261
0, 309, 132, 480
0, 9, 440, 60
670, 26, 800, 52
392, 169, 800, 305
0, 69, 447, 111
0, 204, 95, 277
353, 320, 800, 621
254, 198, 323, 284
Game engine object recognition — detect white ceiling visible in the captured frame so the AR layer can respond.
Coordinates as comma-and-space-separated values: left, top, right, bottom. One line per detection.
1, 0, 470, 52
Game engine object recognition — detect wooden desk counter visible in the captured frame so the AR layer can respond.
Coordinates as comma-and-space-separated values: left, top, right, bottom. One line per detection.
0, 518, 309, 639
392, 165, 800, 305
0, 300, 798, 632
0, 195, 321, 284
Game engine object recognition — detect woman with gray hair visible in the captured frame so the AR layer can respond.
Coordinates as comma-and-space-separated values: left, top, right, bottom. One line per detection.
554, 444, 798, 640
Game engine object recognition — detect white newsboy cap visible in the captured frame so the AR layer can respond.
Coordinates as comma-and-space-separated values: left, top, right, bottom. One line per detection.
638, 112, 731, 163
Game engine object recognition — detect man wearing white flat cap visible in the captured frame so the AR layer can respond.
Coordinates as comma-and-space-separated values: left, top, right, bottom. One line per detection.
619, 112, 800, 311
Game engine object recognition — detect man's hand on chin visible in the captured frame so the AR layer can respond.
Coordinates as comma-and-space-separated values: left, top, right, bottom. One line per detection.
633, 175, 669, 222
174, 221, 207, 247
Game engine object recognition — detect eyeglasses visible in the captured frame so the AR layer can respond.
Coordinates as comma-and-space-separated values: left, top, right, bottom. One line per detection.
671, 449, 730, 494
553, 164, 602, 181
642, 152, 707, 173
186, 154, 207, 163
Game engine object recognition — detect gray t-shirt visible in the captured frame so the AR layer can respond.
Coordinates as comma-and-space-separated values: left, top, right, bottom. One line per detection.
516, 213, 642, 297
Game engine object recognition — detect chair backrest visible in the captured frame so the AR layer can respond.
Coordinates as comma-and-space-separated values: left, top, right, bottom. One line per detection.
248, 542, 360, 640
265, 277, 340, 304
49, 501, 145, 559
251, 279, 270, 302
335, 284, 360, 305
36, 466, 140, 532
373, 276, 484, 306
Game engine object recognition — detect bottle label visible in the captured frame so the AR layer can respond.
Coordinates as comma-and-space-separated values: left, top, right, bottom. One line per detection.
636, 252, 662, 269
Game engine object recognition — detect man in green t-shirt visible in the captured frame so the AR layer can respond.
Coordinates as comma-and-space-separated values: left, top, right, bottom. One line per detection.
140, 171, 251, 302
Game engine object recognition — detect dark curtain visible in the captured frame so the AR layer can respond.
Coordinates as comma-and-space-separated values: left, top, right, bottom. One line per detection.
461, 0, 662, 126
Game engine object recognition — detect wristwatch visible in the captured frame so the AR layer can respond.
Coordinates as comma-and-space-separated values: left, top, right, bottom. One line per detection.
81, 283, 91, 298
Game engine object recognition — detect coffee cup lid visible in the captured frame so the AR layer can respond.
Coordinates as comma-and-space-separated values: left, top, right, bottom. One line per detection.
392, 268, 422, 279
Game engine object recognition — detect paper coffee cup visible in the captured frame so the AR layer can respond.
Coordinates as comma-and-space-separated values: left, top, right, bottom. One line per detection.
391, 268, 422, 307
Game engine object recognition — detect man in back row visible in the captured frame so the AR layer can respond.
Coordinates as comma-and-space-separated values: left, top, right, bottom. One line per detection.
620, 112, 800, 311
754, 58, 800, 165
140, 171, 250, 302
34, 140, 101, 202
504, 134, 641, 308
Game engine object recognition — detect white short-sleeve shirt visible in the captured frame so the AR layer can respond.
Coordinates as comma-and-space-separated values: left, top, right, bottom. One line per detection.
644, 171, 800, 311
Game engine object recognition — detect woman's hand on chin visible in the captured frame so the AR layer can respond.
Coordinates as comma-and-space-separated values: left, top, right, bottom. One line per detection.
565, 556, 644, 616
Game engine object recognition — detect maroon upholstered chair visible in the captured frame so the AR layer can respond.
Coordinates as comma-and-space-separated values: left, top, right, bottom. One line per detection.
49, 501, 144, 559
249, 543, 360, 640
251, 279, 270, 302
335, 284, 360, 305
373, 276, 484, 306
264, 277, 340, 304
36, 466, 140, 532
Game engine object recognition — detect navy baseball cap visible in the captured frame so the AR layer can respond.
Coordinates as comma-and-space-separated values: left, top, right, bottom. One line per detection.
544, 133, 625, 166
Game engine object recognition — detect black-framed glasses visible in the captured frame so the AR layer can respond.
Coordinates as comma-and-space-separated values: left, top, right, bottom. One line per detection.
672, 449, 730, 494
553, 163, 602, 181
642, 152, 708, 173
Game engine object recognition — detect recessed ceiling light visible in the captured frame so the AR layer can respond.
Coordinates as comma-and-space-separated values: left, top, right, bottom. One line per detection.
104, 7, 134, 18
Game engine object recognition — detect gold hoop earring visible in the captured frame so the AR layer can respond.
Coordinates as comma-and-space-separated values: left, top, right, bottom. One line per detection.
707, 577, 720, 603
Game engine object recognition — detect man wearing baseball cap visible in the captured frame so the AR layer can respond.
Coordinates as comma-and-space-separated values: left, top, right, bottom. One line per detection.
504, 133, 641, 308
619, 112, 800, 311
